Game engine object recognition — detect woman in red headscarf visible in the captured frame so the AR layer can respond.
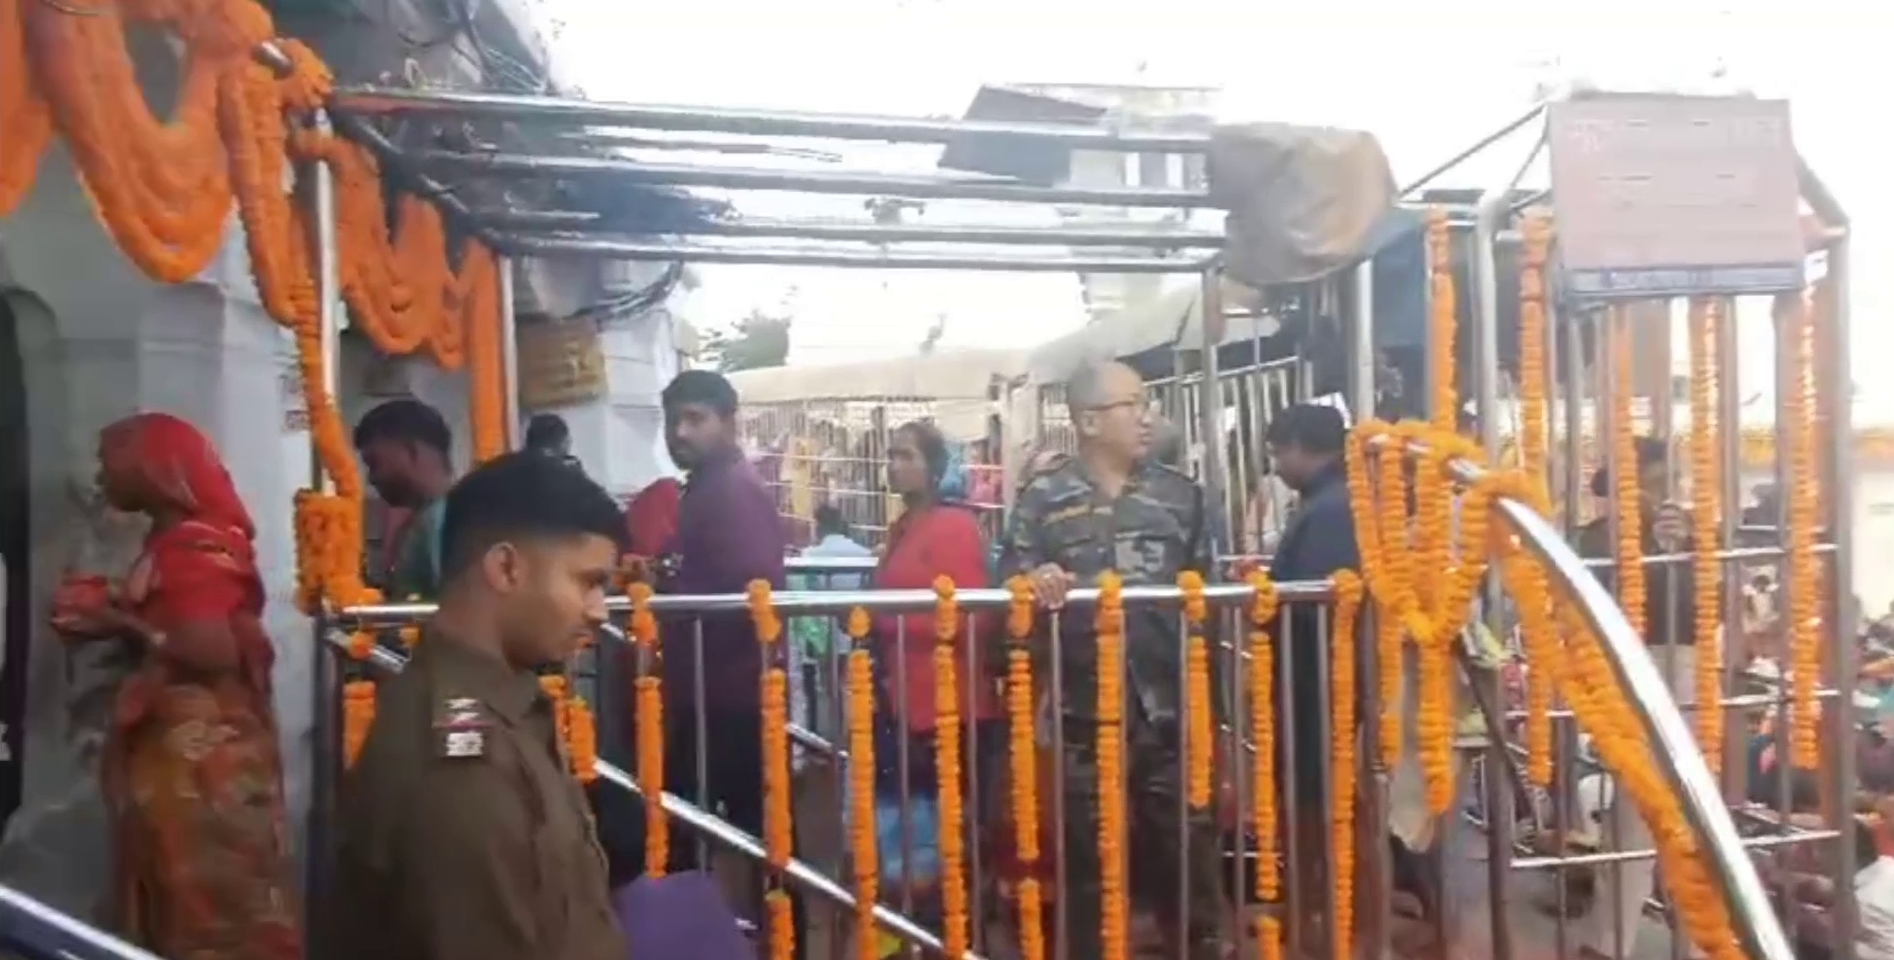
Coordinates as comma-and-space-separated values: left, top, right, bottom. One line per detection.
50, 413, 300, 960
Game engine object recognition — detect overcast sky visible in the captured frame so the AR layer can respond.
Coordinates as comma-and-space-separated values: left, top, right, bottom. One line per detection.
539, 0, 1885, 418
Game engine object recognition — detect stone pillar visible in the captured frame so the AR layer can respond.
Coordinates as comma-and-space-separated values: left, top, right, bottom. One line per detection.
0, 143, 311, 920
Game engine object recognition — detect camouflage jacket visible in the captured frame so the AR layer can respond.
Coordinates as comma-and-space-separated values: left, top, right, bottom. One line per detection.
999, 457, 1212, 723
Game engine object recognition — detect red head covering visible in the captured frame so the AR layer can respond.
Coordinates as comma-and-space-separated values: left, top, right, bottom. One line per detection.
625, 476, 682, 558
100, 413, 256, 541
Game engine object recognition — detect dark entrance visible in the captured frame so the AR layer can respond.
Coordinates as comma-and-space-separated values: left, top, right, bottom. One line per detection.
0, 292, 28, 833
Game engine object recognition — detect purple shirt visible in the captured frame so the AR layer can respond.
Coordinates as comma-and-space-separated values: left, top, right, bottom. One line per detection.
664, 445, 785, 712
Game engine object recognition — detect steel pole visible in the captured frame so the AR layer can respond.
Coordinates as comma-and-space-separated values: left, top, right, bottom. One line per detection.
330, 85, 1212, 153
498, 255, 520, 450
304, 107, 343, 958
498, 236, 1216, 273
472, 209, 1227, 248
1196, 265, 1229, 556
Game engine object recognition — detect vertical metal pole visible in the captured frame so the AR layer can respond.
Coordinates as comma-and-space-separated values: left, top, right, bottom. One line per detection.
306, 107, 342, 957
1715, 300, 1744, 799
1820, 237, 1859, 960
1471, 185, 1512, 960
498, 255, 521, 450
1198, 266, 1228, 557
1350, 259, 1376, 420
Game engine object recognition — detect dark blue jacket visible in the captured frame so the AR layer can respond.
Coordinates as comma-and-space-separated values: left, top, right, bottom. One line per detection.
1267, 461, 1361, 759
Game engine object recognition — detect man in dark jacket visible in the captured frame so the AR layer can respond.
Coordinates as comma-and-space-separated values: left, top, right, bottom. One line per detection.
1263, 403, 1362, 947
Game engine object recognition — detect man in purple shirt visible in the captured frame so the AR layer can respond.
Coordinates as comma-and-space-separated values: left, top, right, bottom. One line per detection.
655, 371, 795, 948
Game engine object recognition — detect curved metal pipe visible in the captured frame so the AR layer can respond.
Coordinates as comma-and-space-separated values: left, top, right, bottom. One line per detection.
0, 883, 165, 960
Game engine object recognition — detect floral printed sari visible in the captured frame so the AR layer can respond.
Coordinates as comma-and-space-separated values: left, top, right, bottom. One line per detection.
94, 413, 301, 960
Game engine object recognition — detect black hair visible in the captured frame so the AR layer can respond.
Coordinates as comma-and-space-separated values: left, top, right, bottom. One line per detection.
1264, 403, 1347, 455
813, 504, 849, 538
894, 419, 950, 491
524, 413, 571, 452
439, 452, 630, 581
1858, 816, 1883, 869
661, 370, 739, 420
1588, 436, 1668, 499
353, 398, 451, 458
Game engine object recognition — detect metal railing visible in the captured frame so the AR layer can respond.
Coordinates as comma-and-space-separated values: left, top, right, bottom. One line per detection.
325, 485, 1798, 960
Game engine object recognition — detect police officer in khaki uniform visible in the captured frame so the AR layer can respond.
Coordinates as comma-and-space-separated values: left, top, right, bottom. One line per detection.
1001, 360, 1225, 960
336, 452, 630, 960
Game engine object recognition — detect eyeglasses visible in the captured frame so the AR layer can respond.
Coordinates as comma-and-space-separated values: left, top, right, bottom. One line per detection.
1082, 398, 1157, 417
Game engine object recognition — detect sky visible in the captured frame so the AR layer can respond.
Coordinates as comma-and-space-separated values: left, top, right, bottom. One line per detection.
535, 0, 1886, 419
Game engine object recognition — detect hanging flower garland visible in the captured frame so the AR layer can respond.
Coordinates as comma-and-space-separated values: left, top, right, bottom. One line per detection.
1245, 570, 1283, 960
1177, 570, 1214, 809
1343, 422, 1407, 770
629, 582, 669, 875
1687, 298, 1725, 772
1425, 207, 1459, 435
538, 674, 598, 783
1004, 576, 1045, 960
931, 576, 970, 959
1780, 290, 1823, 769
748, 580, 796, 960
1094, 571, 1129, 960
1327, 569, 1364, 960
844, 606, 879, 960
1607, 308, 1649, 642
0, 0, 49, 215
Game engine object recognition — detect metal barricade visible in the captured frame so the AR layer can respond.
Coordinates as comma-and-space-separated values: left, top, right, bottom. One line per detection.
334, 491, 1791, 960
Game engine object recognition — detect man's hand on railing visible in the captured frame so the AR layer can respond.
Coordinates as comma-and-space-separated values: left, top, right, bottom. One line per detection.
1026, 563, 1076, 610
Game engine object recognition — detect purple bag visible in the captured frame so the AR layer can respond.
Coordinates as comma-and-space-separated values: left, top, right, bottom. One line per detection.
612, 871, 751, 960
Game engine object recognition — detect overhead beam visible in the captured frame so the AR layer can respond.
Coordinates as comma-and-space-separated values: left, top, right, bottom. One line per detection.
472, 208, 1225, 248
411, 150, 1213, 208
499, 235, 1216, 272
330, 86, 1211, 153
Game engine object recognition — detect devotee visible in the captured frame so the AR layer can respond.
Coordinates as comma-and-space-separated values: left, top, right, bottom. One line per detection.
1001, 360, 1223, 960
524, 411, 575, 460
354, 398, 457, 599
1260, 403, 1362, 947
334, 452, 627, 960
49, 413, 299, 960
872, 420, 1004, 934
656, 369, 796, 951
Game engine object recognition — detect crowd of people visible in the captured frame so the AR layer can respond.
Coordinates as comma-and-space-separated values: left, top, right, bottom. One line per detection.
40, 354, 1894, 960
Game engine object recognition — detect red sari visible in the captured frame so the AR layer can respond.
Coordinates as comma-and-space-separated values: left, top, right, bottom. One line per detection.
94, 414, 301, 960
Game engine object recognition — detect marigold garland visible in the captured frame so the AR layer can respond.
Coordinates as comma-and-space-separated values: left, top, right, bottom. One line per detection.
1425, 207, 1459, 434
1607, 308, 1649, 641
1343, 422, 1407, 770
844, 606, 879, 960
342, 678, 376, 767
1328, 569, 1364, 960
0, 0, 511, 608
1344, 421, 1748, 960
629, 582, 668, 875
1514, 212, 1557, 783
748, 580, 796, 957
1177, 570, 1214, 809
931, 576, 969, 959
1780, 290, 1823, 769
1245, 570, 1282, 960
1687, 298, 1725, 773
1004, 576, 1045, 960
539, 674, 597, 783
1094, 571, 1129, 960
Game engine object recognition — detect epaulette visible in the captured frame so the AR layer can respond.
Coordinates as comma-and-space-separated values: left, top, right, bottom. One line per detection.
432, 695, 494, 760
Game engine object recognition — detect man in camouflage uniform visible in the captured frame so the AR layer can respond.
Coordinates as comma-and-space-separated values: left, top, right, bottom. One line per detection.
1001, 360, 1225, 960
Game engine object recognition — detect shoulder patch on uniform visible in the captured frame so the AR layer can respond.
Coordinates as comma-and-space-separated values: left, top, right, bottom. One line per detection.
433, 696, 493, 760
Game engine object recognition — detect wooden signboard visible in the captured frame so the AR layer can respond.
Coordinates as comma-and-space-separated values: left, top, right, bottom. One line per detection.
516, 317, 607, 410
1548, 95, 1806, 299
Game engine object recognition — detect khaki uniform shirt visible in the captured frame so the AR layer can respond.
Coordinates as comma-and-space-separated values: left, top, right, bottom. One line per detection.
335, 635, 624, 960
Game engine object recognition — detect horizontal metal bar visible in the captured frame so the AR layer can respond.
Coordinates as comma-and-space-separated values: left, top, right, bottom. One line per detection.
785, 556, 878, 572
330, 86, 1211, 153
1509, 827, 1839, 871
412, 150, 1212, 208
473, 208, 1226, 248
339, 579, 1332, 627
498, 235, 1218, 273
